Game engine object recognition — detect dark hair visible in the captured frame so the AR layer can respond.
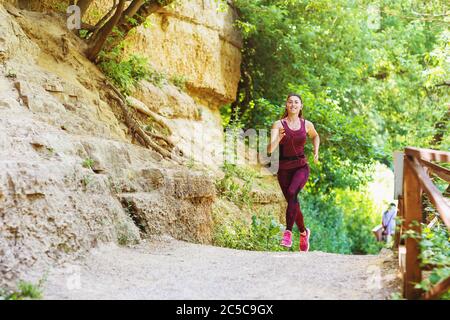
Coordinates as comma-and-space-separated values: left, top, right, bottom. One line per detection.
389, 203, 396, 207
281, 93, 303, 119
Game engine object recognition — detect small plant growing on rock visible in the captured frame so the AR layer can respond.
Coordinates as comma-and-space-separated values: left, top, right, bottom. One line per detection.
0, 278, 45, 300
82, 158, 95, 169
187, 156, 196, 169
6, 69, 17, 79
82, 175, 92, 188
170, 74, 187, 90
79, 29, 89, 39
215, 162, 256, 208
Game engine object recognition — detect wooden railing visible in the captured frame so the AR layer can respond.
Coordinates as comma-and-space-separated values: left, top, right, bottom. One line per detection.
395, 147, 450, 300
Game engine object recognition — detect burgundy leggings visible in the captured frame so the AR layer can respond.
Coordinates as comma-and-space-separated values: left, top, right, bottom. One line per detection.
277, 165, 310, 232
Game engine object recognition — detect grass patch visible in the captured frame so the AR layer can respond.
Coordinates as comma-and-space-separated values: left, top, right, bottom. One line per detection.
0, 278, 45, 300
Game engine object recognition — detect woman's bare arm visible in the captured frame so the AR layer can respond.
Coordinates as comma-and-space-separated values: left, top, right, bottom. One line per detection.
306, 120, 320, 163
267, 121, 285, 154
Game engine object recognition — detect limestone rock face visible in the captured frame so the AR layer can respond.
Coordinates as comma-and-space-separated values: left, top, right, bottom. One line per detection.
128, 0, 242, 104
6, 0, 242, 104
0, 4, 218, 289
0, 1, 286, 292
0, 2, 39, 63
2, 0, 242, 171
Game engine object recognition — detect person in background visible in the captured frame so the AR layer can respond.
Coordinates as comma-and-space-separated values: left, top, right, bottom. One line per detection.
382, 203, 397, 244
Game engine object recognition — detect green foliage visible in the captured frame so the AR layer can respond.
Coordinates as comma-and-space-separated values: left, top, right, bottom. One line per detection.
82, 157, 95, 169
0, 279, 45, 300
170, 74, 187, 90
335, 188, 385, 254
6, 68, 17, 79
99, 47, 166, 96
299, 185, 386, 254
212, 209, 285, 251
213, 187, 383, 254
416, 222, 450, 299
402, 220, 450, 300
78, 29, 89, 39
215, 162, 258, 208
81, 175, 92, 188
420, 223, 450, 268
217, 0, 448, 262
126, 16, 139, 27
51, 1, 69, 13
389, 292, 406, 300
300, 192, 352, 254
230, 0, 449, 191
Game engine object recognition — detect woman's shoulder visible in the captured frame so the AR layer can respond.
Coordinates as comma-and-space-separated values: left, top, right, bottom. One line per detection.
303, 119, 318, 135
303, 118, 315, 128
272, 119, 283, 128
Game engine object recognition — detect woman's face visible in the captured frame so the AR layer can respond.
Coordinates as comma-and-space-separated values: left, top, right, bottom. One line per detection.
286, 96, 302, 114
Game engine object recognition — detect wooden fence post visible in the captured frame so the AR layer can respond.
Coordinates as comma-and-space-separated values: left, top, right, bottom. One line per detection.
394, 196, 403, 249
403, 156, 423, 299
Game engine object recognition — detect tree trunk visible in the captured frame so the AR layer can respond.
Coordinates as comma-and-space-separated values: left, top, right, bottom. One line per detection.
102, 0, 175, 53
88, 0, 118, 40
86, 0, 126, 61
120, 0, 145, 24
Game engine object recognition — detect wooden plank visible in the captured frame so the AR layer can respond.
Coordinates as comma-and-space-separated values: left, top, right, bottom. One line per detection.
422, 277, 450, 300
398, 245, 406, 274
409, 157, 450, 230
394, 151, 404, 199
403, 157, 423, 299
394, 196, 403, 249
419, 159, 450, 182
405, 147, 450, 163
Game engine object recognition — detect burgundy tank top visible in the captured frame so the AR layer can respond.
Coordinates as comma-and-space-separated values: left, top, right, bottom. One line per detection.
278, 118, 308, 170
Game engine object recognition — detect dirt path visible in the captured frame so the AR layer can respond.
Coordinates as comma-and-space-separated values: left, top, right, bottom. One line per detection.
40, 237, 400, 300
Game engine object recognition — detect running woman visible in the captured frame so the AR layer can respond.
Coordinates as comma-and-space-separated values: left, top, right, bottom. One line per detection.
267, 93, 320, 251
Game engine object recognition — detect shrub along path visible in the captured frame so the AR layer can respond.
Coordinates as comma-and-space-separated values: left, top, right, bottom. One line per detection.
41, 237, 400, 299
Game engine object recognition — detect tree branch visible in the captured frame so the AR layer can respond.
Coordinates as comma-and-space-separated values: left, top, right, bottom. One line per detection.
102, 0, 176, 53
87, 0, 126, 61
88, 0, 118, 40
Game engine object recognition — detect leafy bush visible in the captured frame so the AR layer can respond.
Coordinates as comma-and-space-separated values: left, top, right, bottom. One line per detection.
300, 192, 352, 254
212, 209, 285, 251
215, 162, 258, 208
214, 161, 383, 255
415, 222, 450, 299
296, 188, 384, 255
335, 189, 385, 254
0, 280, 44, 300
99, 48, 166, 95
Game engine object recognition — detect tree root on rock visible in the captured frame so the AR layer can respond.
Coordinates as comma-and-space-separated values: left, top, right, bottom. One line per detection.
104, 80, 184, 164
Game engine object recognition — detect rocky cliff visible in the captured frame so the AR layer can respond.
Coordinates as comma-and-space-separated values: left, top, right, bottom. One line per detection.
0, 0, 284, 289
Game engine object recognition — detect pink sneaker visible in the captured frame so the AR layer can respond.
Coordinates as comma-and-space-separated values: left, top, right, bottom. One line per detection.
299, 228, 310, 252
280, 230, 293, 248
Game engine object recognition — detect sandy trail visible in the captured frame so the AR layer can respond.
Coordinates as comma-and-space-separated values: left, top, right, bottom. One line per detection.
40, 237, 400, 300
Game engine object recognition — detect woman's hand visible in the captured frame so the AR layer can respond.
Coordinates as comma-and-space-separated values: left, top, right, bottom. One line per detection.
313, 152, 319, 164
306, 121, 320, 164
